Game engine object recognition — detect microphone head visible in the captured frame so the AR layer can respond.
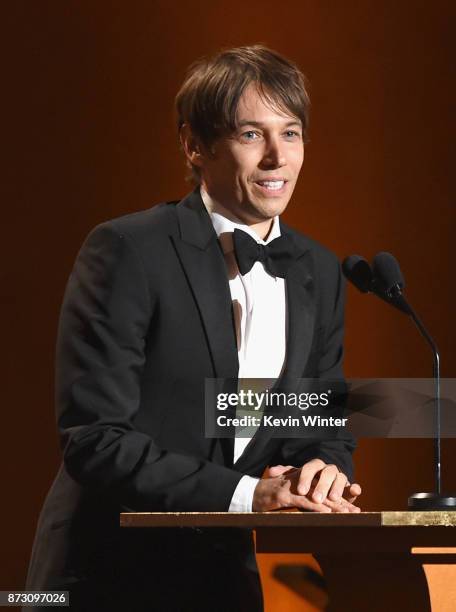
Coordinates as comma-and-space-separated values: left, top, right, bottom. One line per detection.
372, 252, 405, 293
342, 255, 373, 293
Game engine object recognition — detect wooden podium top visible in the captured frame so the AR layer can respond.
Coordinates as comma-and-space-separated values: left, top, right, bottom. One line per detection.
120, 511, 456, 528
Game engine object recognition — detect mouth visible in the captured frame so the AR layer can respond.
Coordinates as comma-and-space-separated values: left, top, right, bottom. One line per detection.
253, 179, 288, 195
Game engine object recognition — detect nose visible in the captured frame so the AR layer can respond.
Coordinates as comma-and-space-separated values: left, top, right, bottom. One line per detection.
260, 136, 286, 169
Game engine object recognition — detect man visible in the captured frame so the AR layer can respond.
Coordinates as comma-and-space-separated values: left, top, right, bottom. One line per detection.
26, 45, 361, 611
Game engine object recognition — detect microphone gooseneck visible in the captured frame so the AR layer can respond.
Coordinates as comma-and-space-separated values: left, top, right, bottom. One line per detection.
343, 251, 453, 509
372, 252, 442, 499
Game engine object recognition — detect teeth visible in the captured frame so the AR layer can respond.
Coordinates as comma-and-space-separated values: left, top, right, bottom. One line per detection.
257, 180, 284, 190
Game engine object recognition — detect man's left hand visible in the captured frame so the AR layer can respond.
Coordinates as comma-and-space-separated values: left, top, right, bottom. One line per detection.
268, 459, 362, 512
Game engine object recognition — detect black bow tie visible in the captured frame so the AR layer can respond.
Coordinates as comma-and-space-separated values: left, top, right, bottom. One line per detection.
232, 228, 301, 278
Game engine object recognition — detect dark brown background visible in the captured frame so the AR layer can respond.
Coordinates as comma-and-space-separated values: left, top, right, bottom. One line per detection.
2, 2, 454, 609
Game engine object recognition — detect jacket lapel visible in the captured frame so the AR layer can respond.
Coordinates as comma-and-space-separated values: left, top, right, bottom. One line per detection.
280, 223, 316, 386
172, 188, 239, 380
172, 188, 238, 465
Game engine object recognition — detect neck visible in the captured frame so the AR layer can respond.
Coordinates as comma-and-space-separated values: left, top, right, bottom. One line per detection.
250, 218, 274, 240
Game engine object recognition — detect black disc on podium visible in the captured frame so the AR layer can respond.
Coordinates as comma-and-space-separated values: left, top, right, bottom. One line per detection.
408, 492, 456, 510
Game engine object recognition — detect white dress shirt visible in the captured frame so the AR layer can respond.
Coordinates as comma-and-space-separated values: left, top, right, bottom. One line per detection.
201, 187, 287, 511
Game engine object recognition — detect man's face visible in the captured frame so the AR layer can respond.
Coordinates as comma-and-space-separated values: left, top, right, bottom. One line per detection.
199, 83, 305, 224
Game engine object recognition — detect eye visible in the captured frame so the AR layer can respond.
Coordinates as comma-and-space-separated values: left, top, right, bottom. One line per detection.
241, 130, 261, 140
284, 130, 301, 139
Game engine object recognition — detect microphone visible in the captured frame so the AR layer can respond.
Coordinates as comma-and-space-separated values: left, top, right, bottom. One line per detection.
342, 255, 373, 293
342, 253, 410, 314
371, 252, 411, 314
372, 251, 404, 294
343, 251, 455, 510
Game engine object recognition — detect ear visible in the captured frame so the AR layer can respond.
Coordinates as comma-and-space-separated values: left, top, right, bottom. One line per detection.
179, 123, 204, 170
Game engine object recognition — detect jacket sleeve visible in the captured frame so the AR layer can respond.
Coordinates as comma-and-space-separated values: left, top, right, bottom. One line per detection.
272, 256, 356, 483
56, 222, 243, 511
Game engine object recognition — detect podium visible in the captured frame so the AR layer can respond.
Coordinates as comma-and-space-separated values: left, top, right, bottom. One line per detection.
120, 511, 456, 611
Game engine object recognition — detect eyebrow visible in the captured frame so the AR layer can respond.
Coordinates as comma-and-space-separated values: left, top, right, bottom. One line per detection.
237, 120, 302, 129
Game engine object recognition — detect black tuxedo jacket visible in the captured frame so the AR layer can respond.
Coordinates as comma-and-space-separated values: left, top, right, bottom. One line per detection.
26, 187, 355, 606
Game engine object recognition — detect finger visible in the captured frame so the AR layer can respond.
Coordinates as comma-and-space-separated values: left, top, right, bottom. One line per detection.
327, 471, 348, 502
277, 477, 331, 513
268, 465, 296, 477
296, 459, 327, 495
323, 498, 361, 513
346, 495, 360, 505
288, 494, 333, 513
345, 482, 362, 503
349, 483, 362, 497
310, 464, 339, 503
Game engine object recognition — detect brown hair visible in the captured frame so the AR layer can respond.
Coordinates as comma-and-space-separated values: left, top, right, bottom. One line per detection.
175, 44, 310, 183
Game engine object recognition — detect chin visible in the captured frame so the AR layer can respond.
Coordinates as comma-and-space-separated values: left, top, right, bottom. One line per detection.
257, 199, 289, 219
